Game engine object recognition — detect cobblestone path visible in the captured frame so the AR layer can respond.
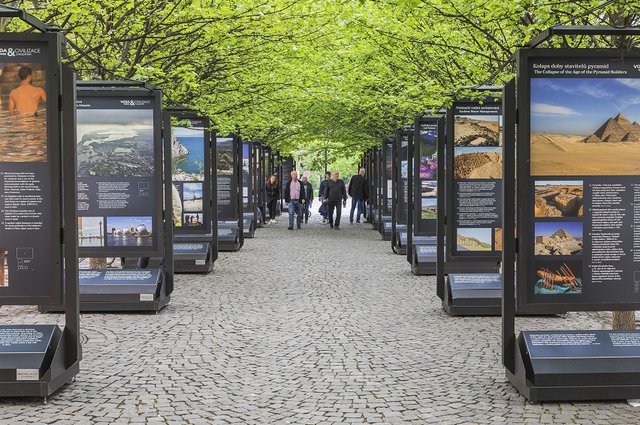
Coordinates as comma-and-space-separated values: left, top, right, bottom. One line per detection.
0, 212, 636, 424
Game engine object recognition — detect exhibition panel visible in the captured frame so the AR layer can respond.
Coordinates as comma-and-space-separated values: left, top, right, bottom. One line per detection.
391, 127, 411, 255
216, 134, 244, 251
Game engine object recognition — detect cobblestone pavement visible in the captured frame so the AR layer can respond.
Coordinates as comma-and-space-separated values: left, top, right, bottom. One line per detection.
0, 208, 638, 424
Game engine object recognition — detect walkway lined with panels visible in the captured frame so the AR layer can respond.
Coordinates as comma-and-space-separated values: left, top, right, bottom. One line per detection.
0, 213, 636, 424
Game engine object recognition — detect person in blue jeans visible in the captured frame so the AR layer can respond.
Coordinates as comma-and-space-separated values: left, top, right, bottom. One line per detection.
348, 168, 368, 224
284, 170, 307, 230
318, 171, 331, 223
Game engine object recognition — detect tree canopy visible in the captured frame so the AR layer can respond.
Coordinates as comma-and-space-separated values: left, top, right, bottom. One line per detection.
5, 0, 640, 167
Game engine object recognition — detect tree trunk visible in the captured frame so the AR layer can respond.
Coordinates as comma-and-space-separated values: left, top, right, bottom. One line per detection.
612, 311, 636, 330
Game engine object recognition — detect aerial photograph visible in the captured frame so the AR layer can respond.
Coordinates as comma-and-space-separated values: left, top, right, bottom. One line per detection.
454, 114, 501, 147
77, 109, 155, 177
534, 180, 583, 217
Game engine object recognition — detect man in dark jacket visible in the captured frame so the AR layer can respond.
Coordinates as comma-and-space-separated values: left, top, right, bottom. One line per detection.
284, 170, 306, 230
324, 171, 347, 230
348, 167, 368, 224
318, 171, 331, 223
301, 176, 314, 224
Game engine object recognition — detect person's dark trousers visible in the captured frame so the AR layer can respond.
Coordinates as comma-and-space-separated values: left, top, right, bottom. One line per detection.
303, 202, 311, 223
350, 198, 365, 223
268, 199, 277, 220
288, 200, 303, 228
328, 201, 342, 228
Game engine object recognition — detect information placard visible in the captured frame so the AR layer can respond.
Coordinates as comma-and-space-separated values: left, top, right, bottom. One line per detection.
447, 101, 503, 259
0, 36, 63, 303
414, 117, 440, 236
169, 113, 211, 234
517, 50, 640, 309
76, 88, 162, 257
396, 130, 410, 225
216, 135, 239, 221
383, 139, 393, 213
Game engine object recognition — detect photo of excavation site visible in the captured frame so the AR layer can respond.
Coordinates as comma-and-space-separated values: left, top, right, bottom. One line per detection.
0, 250, 7, 287
182, 182, 203, 212
531, 78, 640, 176
422, 181, 437, 197
77, 109, 154, 177
0, 63, 47, 163
535, 180, 583, 217
454, 147, 502, 179
78, 216, 105, 247
217, 138, 234, 176
535, 221, 583, 256
457, 228, 492, 251
454, 114, 501, 147
421, 198, 437, 220
534, 260, 582, 295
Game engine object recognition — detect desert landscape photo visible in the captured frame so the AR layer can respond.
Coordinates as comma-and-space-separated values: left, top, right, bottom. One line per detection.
454, 114, 501, 146
531, 78, 640, 176
454, 147, 502, 179
534, 221, 583, 256
456, 228, 492, 251
421, 198, 437, 220
534, 180, 583, 218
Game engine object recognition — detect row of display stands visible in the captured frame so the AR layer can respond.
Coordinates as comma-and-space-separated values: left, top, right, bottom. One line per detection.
0, 6, 294, 398
362, 25, 640, 402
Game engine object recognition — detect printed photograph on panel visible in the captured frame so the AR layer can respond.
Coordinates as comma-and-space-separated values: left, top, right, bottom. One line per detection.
0, 63, 47, 162
182, 182, 203, 212
77, 109, 154, 177
534, 260, 582, 294
78, 216, 105, 247
421, 198, 437, 219
456, 228, 492, 251
0, 250, 7, 287
535, 221, 583, 256
172, 124, 205, 181
531, 78, 640, 176
106, 216, 153, 247
454, 114, 501, 147
534, 180, 583, 217
183, 213, 203, 226
216, 138, 233, 176
454, 146, 502, 179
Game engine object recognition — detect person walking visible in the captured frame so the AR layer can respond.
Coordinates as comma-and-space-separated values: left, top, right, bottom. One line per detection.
348, 167, 368, 224
318, 171, 331, 223
324, 171, 347, 230
266, 174, 280, 224
301, 176, 314, 224
284, 170, 306, 230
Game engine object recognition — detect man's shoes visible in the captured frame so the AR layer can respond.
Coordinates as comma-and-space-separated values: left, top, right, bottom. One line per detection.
297, 224, 301, 229
356, 221, 360, 224
335, 226, 340, 230
304, 220, 308, 224
350, 221, 353, 224
322, 219, 326, 224
288, 226, 293, 230
330, 223, 333, 229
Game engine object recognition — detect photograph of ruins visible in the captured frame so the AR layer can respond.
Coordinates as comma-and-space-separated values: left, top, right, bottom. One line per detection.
531, 78, 640, 176
77, 109, 154, 177
0, 250, 7, 287
454, 147, 502, 179
456, 228, 492, 251
453, 114, 501, 147
535, 180, 583, 217
534, 221, 583, 256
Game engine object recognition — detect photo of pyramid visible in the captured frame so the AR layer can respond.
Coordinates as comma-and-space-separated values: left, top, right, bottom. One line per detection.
534, 221, 583, 256
530, 78, 640, 176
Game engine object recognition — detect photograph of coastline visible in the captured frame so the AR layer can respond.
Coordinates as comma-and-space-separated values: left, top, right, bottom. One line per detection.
454, 114, 501, 147
183, 182, 203, 212
0, 63, 47, 163
421, 198, 437, 219
534, 260, 582, 295
457, 228, 492, 251
106, 216, 153, 247
183, 213, 203, 226
172, 125, 205, 181
535, 221, 583, 256
78, 216, 105, 247
422, 181, 437, 197
217, 138, 233, 176
454, 146, 502, 179
535, 180, 583, 217
0, 250, 7, 287
77, 109, 154, 177
531, 78, 640, 176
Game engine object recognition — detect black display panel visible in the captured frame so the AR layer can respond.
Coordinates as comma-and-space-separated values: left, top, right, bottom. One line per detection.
383, 139, 393, 213
168, 112, 211, 235
414, 117, 441, 236
395, 129, 410, 225
216, 135, 239, 221
76, 88, 162, 257
0, 35, 64, 304
447, 100, 503, 260
517, 49, 640, 310
242, 141, 251, 211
